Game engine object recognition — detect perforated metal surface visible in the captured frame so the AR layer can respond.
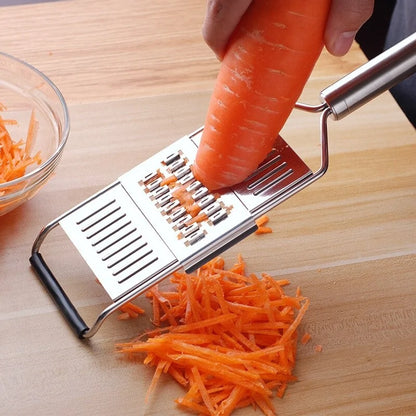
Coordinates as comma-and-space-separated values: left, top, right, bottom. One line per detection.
59, 183, 178, 300
58, 129, 312, 301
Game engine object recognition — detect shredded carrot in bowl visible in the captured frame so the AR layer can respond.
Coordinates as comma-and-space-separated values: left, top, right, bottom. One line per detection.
117, 256, 310, 416
0, 107, 41, 196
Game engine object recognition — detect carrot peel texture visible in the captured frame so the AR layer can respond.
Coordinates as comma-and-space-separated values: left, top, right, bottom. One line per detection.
193, 0, 331, 190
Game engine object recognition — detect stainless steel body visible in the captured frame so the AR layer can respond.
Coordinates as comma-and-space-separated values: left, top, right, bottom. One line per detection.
30, 33, 416, 338
57, 130, 313, 302
30, 129, 314, 338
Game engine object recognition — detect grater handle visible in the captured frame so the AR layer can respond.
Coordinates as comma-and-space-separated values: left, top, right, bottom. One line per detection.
320, 32, 416, 120
30, 252, 89, 339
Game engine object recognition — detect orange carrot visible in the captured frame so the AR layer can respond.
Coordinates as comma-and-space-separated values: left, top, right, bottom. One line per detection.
193, 0, 331, 190
301, 332, 312, 345
256, 226, 273, 235
117, 255, 310, 416
255, 215, 270, 227
255, 215, 273, 235
0, 107, 41, 197
160, 174, 177, 187
185, 211, 209, 226
117, 301, 145, 320
145, 359, 168, 403
24, 109, 38, 154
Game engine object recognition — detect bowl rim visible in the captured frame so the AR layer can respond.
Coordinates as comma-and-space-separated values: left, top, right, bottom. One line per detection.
0, 51, 70, 191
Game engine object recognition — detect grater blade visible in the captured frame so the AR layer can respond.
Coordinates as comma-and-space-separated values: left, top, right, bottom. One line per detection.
30, 127, 318, 338
58, 128, 312, 303
59, 182, 179, 301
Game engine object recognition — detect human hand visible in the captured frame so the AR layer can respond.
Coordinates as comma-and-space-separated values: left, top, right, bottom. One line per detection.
202, 0, 375, 59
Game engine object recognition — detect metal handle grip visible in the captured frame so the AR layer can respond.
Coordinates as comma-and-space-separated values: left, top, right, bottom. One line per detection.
30, 252, 89, 338
320, 32, 416, 120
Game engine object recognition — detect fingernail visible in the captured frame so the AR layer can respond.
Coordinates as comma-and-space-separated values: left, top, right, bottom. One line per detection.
332, 31, 356, 56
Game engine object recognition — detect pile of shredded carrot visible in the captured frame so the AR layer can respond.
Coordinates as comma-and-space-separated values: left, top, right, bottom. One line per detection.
0, 106, 40, 196
117, 255, 310, 416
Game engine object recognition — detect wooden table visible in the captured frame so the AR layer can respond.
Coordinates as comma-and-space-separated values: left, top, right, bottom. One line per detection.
1, 1, 415, 415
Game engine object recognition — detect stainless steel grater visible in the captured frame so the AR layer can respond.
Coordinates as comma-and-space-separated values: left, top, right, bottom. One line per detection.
30, 33, 416, 338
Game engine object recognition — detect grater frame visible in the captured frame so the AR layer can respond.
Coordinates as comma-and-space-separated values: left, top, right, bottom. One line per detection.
30, 126, 326, 338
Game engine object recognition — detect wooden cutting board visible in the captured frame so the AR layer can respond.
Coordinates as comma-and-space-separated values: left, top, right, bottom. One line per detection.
0, 1, 415, 415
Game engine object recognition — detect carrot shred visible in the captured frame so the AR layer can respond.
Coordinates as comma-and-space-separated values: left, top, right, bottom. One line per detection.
145, 359, 168, 403
254, 215, 272, 235
116, 256, 310, 415
0, 106, 41, 200
185, 211, 209, 226
255, 215, 270, 227
301, 333, 312, 345
256, 226, 273, 235
117, 301, 145, 320
160, 174, 177, 187
24, 109, 39, 154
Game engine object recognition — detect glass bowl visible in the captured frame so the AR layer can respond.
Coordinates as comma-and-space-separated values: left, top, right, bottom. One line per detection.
0, 52, 69, 216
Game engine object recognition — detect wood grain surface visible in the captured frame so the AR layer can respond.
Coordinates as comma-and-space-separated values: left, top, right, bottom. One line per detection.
0, 1, 415, 415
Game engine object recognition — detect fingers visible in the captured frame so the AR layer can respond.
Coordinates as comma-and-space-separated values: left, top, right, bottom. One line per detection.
325, 0, 374, 56
202, 0, 253, 60
202, 0, 375, 59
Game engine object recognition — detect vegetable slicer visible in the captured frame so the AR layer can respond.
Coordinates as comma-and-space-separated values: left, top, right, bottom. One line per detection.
30, 33, 416, 339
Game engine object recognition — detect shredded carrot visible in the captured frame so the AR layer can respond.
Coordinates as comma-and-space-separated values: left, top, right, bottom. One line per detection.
255, 215, 270, 227
256, 226, 273, 235
185, 211, 209, 226
0, 107, 41, 198
314, 344, 323, 353
160, 174, 177, 187
146, 170, 234, 243
117, 301, 145, 320
117, 255, 310, 416
301, 333, 312, 345
172, 185, 195, 207
255, 215, 273, 235
24, 109, 39, 154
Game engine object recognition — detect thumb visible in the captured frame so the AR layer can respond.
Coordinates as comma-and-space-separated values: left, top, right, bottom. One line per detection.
325, 0, 374, 56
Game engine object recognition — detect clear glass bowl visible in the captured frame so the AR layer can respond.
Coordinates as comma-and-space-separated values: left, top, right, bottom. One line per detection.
0, 52, 69, 216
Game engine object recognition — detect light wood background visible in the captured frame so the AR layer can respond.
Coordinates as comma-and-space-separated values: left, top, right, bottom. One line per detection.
0, 1, 415, 415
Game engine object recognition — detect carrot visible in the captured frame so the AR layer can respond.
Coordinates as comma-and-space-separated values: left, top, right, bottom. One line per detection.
256, 226, 272, 235
301, 332, 312, 345
116, 256, 310, 416
160, 174, 177, 187
148, 172, 229, 236
117, 301, 145, 320
255, 214, 273, 234
185, 211, 209, 226
192, 0, 331, 190
0, 107, 41, 197
24, 109, 39, 154
255, 215, 270, 227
